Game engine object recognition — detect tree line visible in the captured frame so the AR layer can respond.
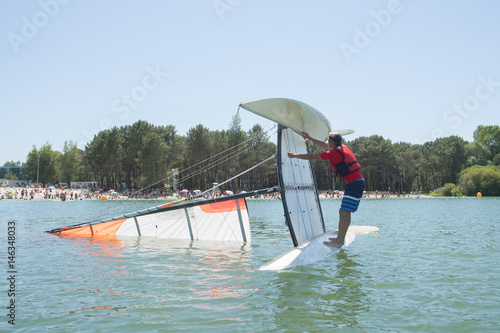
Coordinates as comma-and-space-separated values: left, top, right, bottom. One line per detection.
13, 120, 500, 196
22, 115, 277, 193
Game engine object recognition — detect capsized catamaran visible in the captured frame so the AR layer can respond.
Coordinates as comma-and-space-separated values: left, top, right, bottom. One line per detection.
47, 97, 377, 270
46, 187, 277, 243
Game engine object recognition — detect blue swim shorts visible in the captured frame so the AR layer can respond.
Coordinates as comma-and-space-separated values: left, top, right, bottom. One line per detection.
340, 178, 365, 213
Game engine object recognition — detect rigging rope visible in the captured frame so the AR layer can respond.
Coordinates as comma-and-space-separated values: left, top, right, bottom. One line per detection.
80, 129, 277, 224
131, 125, 277, 196
179, 124, 276, 176
198, 153, 276, 257
200, 154, 275, 197
176, 139, 271, 186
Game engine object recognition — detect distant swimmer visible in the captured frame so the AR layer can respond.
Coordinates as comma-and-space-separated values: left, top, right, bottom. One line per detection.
288, 132, 365, 248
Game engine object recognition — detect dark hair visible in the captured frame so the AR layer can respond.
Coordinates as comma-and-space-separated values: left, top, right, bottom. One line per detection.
328, 132, 342, 146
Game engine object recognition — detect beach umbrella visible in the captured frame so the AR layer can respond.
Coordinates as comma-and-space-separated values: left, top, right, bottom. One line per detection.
180, 189, 189, 193
7, 188, 15, 193
225, 190, 234, 195
48, 186, 56, 189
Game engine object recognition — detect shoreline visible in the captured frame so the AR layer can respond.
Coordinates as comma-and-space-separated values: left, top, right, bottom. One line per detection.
0, 186, 179, 201
0, 186, 478, 201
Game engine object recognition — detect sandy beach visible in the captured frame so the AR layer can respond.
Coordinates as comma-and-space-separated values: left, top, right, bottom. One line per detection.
1, 185, 429, 201
0, 186, 178, 201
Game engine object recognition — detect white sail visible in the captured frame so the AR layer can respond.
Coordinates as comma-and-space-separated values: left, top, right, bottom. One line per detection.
47, 188, 278, 244
277, 126, 326, 246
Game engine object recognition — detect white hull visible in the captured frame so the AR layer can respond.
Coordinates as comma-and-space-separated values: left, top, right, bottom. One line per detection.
259, 226, 378, 271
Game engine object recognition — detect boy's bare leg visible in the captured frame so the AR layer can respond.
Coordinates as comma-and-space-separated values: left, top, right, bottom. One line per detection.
323, 209, 351, 248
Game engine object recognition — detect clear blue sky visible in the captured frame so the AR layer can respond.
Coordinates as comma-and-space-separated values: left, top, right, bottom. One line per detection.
2, 0, 499, 164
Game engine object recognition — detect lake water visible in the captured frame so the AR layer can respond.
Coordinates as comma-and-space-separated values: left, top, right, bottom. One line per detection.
1, 197, 499, 332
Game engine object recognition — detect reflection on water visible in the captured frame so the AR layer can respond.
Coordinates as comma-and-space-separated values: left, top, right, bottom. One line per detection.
53, 235, 257, 326
16, 234, 259, 332
272, 251, 370, 331
60, 235, 125, 258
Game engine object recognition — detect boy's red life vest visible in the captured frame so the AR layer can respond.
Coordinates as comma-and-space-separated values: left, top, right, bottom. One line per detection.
332, 145, 361, 178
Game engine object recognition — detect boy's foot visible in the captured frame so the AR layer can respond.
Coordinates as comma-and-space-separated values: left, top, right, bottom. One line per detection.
323, 238, 343, 248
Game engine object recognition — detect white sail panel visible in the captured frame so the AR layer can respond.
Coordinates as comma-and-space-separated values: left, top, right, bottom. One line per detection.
278, 126, 325, 246
117, 208, 192, 239
116, 199, 250, 242
47, 197, 253, 244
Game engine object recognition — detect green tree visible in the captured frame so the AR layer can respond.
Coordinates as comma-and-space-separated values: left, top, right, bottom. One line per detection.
432, 136, 467, 185
184, 124, 214, 190
246, 124, 277, 189
228, 114, 246, 147
155, 124, 181, 170
493, 153, 500, 166
87, 127, 126, 189
228, 114, 247, 191
138, 131, 170, 187
473, 125, 500, 158
392, 142, 420, 194
0, 161, 25, 180
3, 161, 21, 166
4, 173, 18, 180
25, 143, 59, 184
121, 120, 155, 188
465, 141, 491, 167
25, 147, 39, 182
348, 135, 395, 191
206, 129, 228, 188
79, 149, 94, 182
85, 131, 112, 188
60, 140, 83, 185
431, 183, 462, 197
458, 165, 500, 196
107, 127, 125, 189
414, 137, 466, 191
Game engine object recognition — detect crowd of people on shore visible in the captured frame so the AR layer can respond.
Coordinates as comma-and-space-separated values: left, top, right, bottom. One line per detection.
320, 189, 422, 199
0, 185, 85, 201
1, 184, 424, 201
0, 185, 178, 201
